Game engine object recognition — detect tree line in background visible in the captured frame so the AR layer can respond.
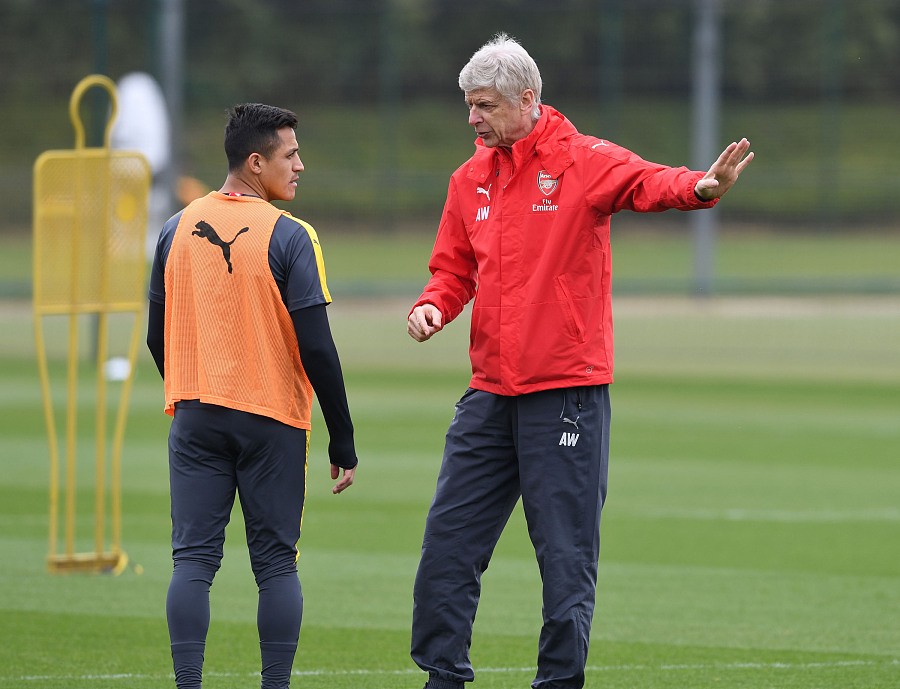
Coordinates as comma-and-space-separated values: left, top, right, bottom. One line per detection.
2, 0, 899, 228
2, 0, 898, 109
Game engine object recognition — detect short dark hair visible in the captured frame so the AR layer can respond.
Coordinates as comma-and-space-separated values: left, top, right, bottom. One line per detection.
224, 103, 298, 171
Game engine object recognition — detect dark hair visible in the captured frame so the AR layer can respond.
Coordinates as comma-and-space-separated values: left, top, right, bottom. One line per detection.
224, 103, 298, 171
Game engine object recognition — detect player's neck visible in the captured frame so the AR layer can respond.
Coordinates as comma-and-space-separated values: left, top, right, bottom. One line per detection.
219, 173, 267, 201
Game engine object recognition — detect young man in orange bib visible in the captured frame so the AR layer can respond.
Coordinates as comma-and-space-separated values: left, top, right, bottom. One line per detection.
147, 103, 358, 689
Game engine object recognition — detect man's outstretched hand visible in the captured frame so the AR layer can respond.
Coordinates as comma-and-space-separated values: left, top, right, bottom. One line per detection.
695, 138, 754, 201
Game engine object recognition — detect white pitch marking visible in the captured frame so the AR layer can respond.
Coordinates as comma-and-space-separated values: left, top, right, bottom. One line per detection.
12, 658, 898, 683
622, 506, 900, 523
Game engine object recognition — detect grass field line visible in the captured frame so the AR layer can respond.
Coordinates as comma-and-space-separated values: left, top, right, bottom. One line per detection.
4, 294, 900, 321
12, 658, 900, 684
7, 505, 897, 535
618, 506, 900, 523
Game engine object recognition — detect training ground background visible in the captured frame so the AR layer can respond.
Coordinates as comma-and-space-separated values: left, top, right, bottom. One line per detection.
0, 227, 898, 689
1, 3, 899, 684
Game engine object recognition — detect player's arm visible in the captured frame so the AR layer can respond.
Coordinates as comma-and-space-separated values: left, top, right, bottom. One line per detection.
291, 304, 357, 494
146, 298, 165, 378
273, 215, 357, 493
145, 213, 181, 379
408, 177, 475, 341
585, 141, 716, 214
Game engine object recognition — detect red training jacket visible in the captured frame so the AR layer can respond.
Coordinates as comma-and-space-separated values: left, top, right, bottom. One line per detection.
413, 105, 716, 395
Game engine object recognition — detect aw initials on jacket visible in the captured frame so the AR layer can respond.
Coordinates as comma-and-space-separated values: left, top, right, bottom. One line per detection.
559, 431, 580, 447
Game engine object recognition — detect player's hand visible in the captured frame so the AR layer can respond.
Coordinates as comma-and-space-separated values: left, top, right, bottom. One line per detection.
331, 464, 355, 494
695, 138, 754, 201
408, 303, 444, 342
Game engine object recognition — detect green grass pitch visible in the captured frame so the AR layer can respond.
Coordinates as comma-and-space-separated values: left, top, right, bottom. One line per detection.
1, 288, 898, 688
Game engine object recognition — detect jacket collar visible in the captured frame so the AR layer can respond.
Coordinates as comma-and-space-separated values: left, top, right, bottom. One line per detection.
465, 105, 576, 183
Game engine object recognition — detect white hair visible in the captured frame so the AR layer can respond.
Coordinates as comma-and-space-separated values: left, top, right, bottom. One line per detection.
458, 33, 542, 120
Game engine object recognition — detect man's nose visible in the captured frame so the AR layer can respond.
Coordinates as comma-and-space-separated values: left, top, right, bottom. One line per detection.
468, 108, 482, 126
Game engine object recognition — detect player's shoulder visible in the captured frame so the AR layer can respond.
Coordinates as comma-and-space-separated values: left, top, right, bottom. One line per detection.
276, 210, 310, 232
449, 144, 495, 188
274, 211, 322, 250
279, 211, 319, 237
157, 209, 185, 252
569, 134, 636, 163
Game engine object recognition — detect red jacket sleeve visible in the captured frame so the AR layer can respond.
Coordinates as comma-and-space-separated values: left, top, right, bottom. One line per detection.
411, 176, 477, 324
584, 143, 718, 215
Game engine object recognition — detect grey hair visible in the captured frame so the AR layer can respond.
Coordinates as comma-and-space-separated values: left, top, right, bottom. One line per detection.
459, 33, 542, 121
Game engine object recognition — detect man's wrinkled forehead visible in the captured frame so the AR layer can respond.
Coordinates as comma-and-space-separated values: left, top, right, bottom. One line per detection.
465, 87, 503, 107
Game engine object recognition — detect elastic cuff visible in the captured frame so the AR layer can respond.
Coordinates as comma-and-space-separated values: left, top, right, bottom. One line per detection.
425, 676, 465, 689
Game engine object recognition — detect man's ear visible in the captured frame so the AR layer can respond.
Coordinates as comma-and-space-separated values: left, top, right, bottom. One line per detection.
247, 152, 264, 174
520, 89, 535, 113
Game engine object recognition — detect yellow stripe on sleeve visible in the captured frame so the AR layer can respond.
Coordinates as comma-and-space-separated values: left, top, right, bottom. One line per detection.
287, 214, 332, 304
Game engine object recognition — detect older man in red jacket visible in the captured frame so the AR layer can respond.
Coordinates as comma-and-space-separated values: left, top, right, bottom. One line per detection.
407, 33, 753, 689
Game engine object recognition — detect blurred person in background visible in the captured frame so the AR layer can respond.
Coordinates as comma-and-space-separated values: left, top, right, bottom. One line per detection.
407, 33, 752, 689
146, 102, 358, 689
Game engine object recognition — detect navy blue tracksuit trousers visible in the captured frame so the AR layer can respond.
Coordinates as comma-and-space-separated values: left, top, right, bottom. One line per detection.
412, 385, 611, 689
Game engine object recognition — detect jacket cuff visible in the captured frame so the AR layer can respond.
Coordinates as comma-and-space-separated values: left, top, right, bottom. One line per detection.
688, 174, 719, 209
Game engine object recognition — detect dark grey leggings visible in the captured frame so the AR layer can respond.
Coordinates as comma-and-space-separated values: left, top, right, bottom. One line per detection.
166, 400, 308, 689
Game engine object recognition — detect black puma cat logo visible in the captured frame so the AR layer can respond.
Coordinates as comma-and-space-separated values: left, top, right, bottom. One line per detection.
192, 220, 250, 273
